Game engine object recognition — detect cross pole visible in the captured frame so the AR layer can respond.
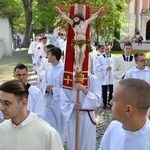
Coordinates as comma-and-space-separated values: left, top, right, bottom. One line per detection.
54, 1, 107, 150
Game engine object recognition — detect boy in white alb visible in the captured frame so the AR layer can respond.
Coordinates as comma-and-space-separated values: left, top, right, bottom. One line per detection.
95, 44, 114, 109
60, 73, 101, 150
93, 45, 104, 75
124, 52, 150, 84
99, 78, 150, 150
112, 42, 135, 89
14, 63, 45, 119
43, 47, 65, 144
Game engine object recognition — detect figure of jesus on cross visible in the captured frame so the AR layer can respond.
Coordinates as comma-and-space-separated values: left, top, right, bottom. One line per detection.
55, 6, 104, 73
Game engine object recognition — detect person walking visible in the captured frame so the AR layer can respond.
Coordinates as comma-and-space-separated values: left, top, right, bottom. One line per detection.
99, 78, 150, 150
0, 80, 64, 150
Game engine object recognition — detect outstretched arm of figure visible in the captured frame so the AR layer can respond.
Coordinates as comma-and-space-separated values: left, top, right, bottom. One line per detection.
55, 6, 73, 25
86, 6, 104, 24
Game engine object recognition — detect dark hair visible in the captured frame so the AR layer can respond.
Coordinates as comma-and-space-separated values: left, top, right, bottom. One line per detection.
134, 52, 145, 61
14, 63, 28, 72
73, 13, 85, 21
124, 42, 132, 47
47, 47, 62, 61
46, 44, 55, 49
0, 80, 29, 101
97, 45, 104, 49
72, 13, 85, 28
42, 36, 47, 40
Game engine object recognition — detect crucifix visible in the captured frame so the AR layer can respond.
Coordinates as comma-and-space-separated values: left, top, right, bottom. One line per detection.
55, 0, 107, 88
55, 0, 107, 14
55, 1, 107, 150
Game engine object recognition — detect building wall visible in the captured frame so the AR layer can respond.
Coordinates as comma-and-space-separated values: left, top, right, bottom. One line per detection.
0, 18, 13, 59
127, 0, 150, 41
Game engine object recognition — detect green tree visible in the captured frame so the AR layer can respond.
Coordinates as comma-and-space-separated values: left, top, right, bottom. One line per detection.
21, 0, 63, 47
111, 0, 131, 51
1, 0, 132, 49
0, 0, 22, 32
32, 0, 69, 34
88, 0, 132, 50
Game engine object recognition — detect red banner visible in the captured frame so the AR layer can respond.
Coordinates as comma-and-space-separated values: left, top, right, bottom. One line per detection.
62, 5, 90, 90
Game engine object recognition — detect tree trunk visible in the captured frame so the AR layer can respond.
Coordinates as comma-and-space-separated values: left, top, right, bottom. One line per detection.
112, 26, 122, 51
22, 11, 32, 48
21, 0, 33, 48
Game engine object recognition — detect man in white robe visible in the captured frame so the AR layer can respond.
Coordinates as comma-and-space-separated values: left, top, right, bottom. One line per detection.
34, 37, 47, 88
95, 45, 114, 109
42, 47, 65, 144
124, 52, 150, 116
13, 63, 45, 119
93, 44, 104, 76
28, 36, 38, 71
124, 52, 150, 84
39, 44, 55, 90
58, 36, 67, 62
99, 78, 150, 150
60, 73, 101, 150
112, 42, 135, 89
0, 80, 64, 150
88, 45, 96, 74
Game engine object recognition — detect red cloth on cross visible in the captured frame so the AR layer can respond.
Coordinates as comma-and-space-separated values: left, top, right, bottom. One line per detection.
62, 5, 90, 90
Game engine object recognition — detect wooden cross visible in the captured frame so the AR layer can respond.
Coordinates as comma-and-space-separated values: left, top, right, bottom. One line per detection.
55, 0, 108, 15
54, 1, 108, 150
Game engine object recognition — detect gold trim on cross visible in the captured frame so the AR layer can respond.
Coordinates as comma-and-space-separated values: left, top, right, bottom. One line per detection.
81, 73, 87, 83
64, 75, 72, 85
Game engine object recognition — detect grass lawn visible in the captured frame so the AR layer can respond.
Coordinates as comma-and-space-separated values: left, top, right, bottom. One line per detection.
0, 49, 32, 83
0, 48, 150, 83
112, 50, 150, 65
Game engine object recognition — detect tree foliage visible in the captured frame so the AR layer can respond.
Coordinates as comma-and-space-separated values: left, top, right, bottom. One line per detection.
0, 0, 22, 32
0, 0, 132, 49
89, 0, 132, 50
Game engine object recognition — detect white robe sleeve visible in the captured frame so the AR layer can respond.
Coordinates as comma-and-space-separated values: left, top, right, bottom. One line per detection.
99, 123, 112, 150
28, 42, 34, 54
124, 69, 132, 79
82, 74, 101, 109
112, 56, 125, 80
60, 88, 75, 121
28, 86, 45, 119
95, 56, 107, 76
60, 74, 101, 120
49, 127, 64, 150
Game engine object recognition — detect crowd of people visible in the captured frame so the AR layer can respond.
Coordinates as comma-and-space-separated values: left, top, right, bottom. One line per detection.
0, 11, 150, 150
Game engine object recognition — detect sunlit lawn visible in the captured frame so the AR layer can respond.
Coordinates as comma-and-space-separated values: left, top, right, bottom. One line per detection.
112, 50, 150, 65
0, 48, 150, 83
0, 49, 32, 83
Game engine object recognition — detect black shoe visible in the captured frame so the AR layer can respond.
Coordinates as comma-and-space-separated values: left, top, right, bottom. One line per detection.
102, 105, 106, 109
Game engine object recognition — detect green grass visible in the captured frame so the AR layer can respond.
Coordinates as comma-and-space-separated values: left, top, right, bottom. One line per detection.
0, 49, 32, 82
111, 50, 150, 65
0, 48, 150, 83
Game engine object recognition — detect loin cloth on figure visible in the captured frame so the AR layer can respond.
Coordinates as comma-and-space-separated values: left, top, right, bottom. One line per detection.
71, 39, 93, 52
